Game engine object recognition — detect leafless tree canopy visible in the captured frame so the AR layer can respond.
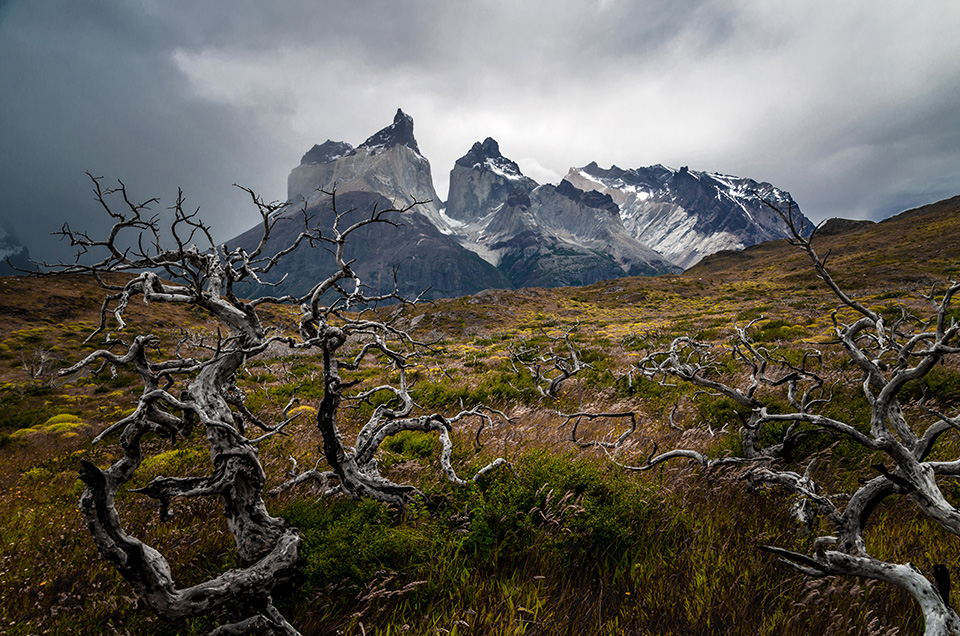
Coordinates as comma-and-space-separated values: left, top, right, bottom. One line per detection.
49, 174, 960, 634
624, 202, 960, 635
509, 323, 589, 400
53, 175, 508, 635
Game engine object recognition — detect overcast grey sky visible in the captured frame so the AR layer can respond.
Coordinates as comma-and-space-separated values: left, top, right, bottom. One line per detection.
2, 0, 958, 263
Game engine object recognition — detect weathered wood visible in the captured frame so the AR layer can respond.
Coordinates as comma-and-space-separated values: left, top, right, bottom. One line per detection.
56, 177, 511, 633
629, 197, 960, 634
54, 176, 314, 634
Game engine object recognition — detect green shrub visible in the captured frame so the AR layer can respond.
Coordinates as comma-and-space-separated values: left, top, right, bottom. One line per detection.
753, 319, 809, 342
383, 430, 439, 460
902, 366, 960, 408
696, 395, 749, 430
92, 372, 137, 391
0, 405, 55, 433
280, 497, 425, 590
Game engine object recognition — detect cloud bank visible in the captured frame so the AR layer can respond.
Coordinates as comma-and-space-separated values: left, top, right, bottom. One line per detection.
2, 0, 958, 263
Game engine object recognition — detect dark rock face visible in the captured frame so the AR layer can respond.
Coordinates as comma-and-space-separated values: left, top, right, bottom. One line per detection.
300, 140, 353, 165
357, 109, 420, 155
491, 230, 626, 288
229, 191, 510, 301
553, 179, 619, 216
445, 137, 538, 223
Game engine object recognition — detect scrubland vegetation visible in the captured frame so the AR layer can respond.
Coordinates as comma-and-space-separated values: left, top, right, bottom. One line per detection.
1, 197, 959, 635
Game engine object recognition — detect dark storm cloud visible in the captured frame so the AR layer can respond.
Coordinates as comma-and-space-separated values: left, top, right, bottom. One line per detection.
1, 0, 958, 264
0, 0, 294, 263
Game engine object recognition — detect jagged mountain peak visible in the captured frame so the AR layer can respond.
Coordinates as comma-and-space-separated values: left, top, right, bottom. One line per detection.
357, 108, 420, 155
445, 137, 538, 224
457, 137, 502, 163
300, 140, 354, 166
565, 161, 809, 268
506, 190, 532, 210
455, 137, 527, 180
287, 109, 440, 223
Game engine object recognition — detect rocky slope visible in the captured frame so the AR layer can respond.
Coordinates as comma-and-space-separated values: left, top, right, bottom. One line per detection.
565, 162, 806, 268
230, 111, 510, 300
443, 139, 681, 287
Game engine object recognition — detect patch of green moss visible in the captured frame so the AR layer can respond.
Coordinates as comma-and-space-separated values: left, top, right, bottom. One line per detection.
11, 413, 86, 438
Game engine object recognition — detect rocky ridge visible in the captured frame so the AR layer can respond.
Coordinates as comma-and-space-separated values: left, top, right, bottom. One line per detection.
565, 162, 804, 268
227, 109, 809, 299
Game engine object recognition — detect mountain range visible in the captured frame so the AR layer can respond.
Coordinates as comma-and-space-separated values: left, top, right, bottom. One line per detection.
228, 109, 810, 299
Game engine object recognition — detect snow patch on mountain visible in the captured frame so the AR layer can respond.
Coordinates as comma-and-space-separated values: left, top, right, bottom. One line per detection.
252, 109, 808, 297
566, 162, 808, 268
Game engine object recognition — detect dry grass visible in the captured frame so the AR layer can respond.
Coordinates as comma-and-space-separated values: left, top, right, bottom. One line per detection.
0, 196, 958, 634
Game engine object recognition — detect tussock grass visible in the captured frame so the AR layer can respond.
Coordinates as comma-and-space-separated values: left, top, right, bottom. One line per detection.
2, 201, 960, 634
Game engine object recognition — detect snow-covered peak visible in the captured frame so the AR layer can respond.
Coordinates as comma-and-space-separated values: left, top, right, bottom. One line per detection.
565, 161, 808, 268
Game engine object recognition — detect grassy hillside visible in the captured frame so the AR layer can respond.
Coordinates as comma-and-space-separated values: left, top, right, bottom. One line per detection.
1, 196, 959, 635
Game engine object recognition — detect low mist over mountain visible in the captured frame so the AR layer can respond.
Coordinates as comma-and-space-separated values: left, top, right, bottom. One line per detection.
0, 222, 31, 276
226, 110, 811, 299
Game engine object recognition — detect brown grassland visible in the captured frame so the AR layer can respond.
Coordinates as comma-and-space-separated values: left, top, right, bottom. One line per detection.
0, 196, 959, 635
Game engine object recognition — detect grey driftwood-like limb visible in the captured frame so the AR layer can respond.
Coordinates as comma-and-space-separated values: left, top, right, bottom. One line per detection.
635, 193, 960, 635
760, 544, 960, 636
57, 177, 513, 633
510, 323, 590, 399
564, 411, 638, 449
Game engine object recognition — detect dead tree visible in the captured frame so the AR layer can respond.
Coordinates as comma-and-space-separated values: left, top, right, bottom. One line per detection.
52, 175, 307, 634
509, 323, 590, 400
628, 202, 960, 635
17, 345, 60, 382
636, 327, 828, 467
264, 192, 512, 504
53, 175, 508, 635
